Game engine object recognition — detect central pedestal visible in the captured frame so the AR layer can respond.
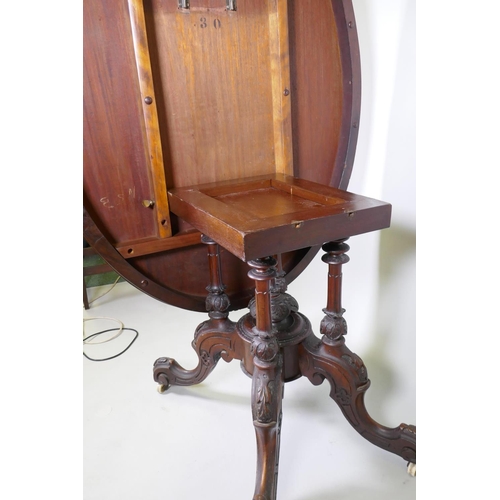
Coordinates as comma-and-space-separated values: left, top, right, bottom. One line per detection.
153, 239, 416, 499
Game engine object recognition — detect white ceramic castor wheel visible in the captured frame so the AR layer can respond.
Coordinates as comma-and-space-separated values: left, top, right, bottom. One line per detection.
157, 383, 169, 394
407, 462, 416, 477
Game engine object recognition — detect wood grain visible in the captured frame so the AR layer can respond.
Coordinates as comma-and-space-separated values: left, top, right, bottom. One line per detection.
168, 173, 391, 261
84, 0, 362, 310
268, 0, 294, 176
84, 0, 157, 243
128, 0, 172, 237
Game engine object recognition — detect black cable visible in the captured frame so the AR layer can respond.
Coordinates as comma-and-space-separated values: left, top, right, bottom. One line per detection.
83, 327, 139, 362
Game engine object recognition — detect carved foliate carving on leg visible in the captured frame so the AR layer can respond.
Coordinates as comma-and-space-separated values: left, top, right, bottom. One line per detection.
299, 335, 416, 463
247, 257, 284, 500
153, 319, 242, 390
298, 239, 416, 463
320, 310, 347, 341
201, 235, 231, 319
320, 240, 350, 344
252, 356, 284, 500
153, 235, 242, 391
249, 255, 298, 329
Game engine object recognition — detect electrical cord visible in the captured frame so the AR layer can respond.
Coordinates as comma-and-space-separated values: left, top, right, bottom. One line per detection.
83, 327, 139, 362
86, 275, 121, 307
83, 317, 124, 344
82, 278, 138, 361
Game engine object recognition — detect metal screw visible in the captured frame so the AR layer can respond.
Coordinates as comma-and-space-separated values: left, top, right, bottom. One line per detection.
144, 96, 153, 105
283, 88, 290, 96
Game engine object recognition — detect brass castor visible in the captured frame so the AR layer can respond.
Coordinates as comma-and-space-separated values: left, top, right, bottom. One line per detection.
407, 462, 416, 477
157, 383, 169, 394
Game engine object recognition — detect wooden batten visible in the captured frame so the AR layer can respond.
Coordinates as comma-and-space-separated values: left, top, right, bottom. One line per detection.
128, 0, 172, 238
268, 0, 294, 177
116, 231, 202, 259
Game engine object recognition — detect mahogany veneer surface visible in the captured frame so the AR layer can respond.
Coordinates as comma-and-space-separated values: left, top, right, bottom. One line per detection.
168, 174, 391, 261
83, 0, 362, 311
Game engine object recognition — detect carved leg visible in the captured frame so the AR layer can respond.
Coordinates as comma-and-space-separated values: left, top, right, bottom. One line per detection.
153, 319, 242, 391
252, 357, 284, 500
299, 240, 416, 464
299, 336, 416, 463
153, 236, 243, 392
248, 258, 285, 500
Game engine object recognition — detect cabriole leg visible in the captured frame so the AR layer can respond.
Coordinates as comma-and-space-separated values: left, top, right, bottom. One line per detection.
153, 235, 243, 392
248, 257, 285, 500
299, 240, 416, 466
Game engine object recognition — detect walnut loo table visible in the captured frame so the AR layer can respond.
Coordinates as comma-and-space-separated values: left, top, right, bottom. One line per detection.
83, 1, 416, 498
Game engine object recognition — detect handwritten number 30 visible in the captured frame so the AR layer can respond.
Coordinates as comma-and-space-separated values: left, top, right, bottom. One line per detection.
199, 18, 222, 29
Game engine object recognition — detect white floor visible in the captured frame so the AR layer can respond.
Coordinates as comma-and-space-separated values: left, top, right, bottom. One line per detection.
83, 248, 416, 500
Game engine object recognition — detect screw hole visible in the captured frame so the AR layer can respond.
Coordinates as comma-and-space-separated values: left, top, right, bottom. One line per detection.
128, 248, 134, 254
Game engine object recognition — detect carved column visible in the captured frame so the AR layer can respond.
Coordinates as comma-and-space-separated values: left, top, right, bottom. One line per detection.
153, 235, 240, 391
248, 257, 284, 500
249, 254, 298, 331
320, 239, 350, 344
202, 234, 230, 320
298, 239, 416, 464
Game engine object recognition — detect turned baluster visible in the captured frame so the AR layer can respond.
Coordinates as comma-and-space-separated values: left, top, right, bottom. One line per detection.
320, 239, 350, 344
247, 257, 284, 500
202, 234, 230, 320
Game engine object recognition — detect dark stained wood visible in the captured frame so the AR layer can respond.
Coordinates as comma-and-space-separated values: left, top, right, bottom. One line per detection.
288, 0, 342, 184
153, 318, 242, 389
298, 335, 416, 464
167, 173, 391, 261
331, 0, 362, 189
115, 230, 201, 259
83, 0, 362, 311
201, 235, 231, 319
83, 278, 90, 311
153, 242, 416, 497
84, 3, 416, 494
83, 207, 207, 311
84, 0, 159, 243
321, 239, 350, 325
297, 241, 415, 463
85, 202, 315, 312
153, 234, 242, 388
288, 0, 361, 188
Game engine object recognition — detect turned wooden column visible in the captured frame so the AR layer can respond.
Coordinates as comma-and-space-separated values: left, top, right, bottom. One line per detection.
298, 239, 416, 465
202, 234, 231, 320
247, 257, 284, 500
320, 239, 350, 344
153, 235, 240, 391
